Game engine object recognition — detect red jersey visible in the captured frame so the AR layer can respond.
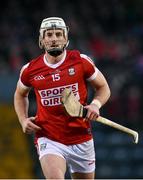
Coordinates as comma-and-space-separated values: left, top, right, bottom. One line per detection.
19, 50, 98, 145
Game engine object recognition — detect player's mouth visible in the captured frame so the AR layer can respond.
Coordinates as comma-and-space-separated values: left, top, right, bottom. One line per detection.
51, 44, 59, 48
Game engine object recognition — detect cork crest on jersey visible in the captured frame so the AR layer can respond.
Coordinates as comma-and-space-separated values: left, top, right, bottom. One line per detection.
68, 67, 75, 76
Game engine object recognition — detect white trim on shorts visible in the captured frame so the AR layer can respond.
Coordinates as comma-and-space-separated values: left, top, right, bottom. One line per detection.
37, 137, 96, 173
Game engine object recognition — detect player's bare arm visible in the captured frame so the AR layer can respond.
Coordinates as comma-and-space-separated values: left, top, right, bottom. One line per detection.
85, 70, 111, 121
14, 83, 41, 134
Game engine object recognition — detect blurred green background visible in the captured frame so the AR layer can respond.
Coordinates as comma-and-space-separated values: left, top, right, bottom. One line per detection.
0, 0, 143, 178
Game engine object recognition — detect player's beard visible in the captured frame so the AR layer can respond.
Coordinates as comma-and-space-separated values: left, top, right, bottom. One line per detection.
44, 40, 67, 57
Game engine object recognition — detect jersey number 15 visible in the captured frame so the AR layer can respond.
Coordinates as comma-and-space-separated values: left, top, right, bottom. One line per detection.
52, 73, 60, 81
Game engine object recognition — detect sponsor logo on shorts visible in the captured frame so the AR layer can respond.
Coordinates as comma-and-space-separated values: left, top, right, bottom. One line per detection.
88, 160, 95, 165
40, 143, 47, 151
38, 83, 79, 106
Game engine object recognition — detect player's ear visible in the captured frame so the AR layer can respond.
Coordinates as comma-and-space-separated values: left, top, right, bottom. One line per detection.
39, 35, 44, 49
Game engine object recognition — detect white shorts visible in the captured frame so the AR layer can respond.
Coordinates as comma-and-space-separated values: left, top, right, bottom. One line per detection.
37, 137, 96, 173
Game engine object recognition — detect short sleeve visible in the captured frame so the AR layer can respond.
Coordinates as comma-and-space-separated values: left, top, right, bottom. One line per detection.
18, 63, 31, 89
80, 54, 99, 81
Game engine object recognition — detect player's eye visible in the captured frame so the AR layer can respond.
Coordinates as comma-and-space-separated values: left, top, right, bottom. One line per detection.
56, 32, 62, 37
46, 32, 53, 37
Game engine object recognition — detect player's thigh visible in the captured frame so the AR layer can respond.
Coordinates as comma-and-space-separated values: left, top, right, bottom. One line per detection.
40, 154, 67, 179
71, 171, 95, 179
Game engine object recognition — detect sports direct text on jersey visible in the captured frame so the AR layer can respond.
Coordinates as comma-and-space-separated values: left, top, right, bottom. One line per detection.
38, 83, 79, 106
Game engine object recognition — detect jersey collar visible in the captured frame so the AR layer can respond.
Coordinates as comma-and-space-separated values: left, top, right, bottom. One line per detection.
43, 50, 66, 68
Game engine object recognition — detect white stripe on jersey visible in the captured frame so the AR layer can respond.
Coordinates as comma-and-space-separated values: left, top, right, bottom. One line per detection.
80, 54, 95, 65
18, 79, 31, 90
20, 63, 30, 77
80, 54, 99, 81
86, 69, 99, 81
18, 62, 31, 89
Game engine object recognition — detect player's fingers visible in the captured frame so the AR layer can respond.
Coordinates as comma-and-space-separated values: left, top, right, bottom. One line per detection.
84, 105, 99, 121
23, 126, 33, 134
25, 125, 41, 134
28, 117, 42, 131
89, 112, 99, 121
30, 123, 42, 131
29, 116, 37, 121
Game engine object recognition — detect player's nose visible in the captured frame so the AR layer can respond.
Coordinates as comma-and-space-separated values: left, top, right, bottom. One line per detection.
52, 33, 58, 41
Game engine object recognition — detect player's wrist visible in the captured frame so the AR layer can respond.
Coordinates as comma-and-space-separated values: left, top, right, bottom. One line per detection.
91, 99, 102, 109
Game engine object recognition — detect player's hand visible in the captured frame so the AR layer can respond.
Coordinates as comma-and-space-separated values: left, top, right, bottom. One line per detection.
84, 103, 100, 121
21, 116, 42, 134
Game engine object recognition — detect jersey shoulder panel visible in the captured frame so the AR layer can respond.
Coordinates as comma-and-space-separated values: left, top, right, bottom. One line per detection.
66, 49, 81, 61
20, 54, 44, 87
27, 54, 44, 69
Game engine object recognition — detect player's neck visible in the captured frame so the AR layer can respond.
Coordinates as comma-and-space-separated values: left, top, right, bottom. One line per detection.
45, 51, 65, 64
